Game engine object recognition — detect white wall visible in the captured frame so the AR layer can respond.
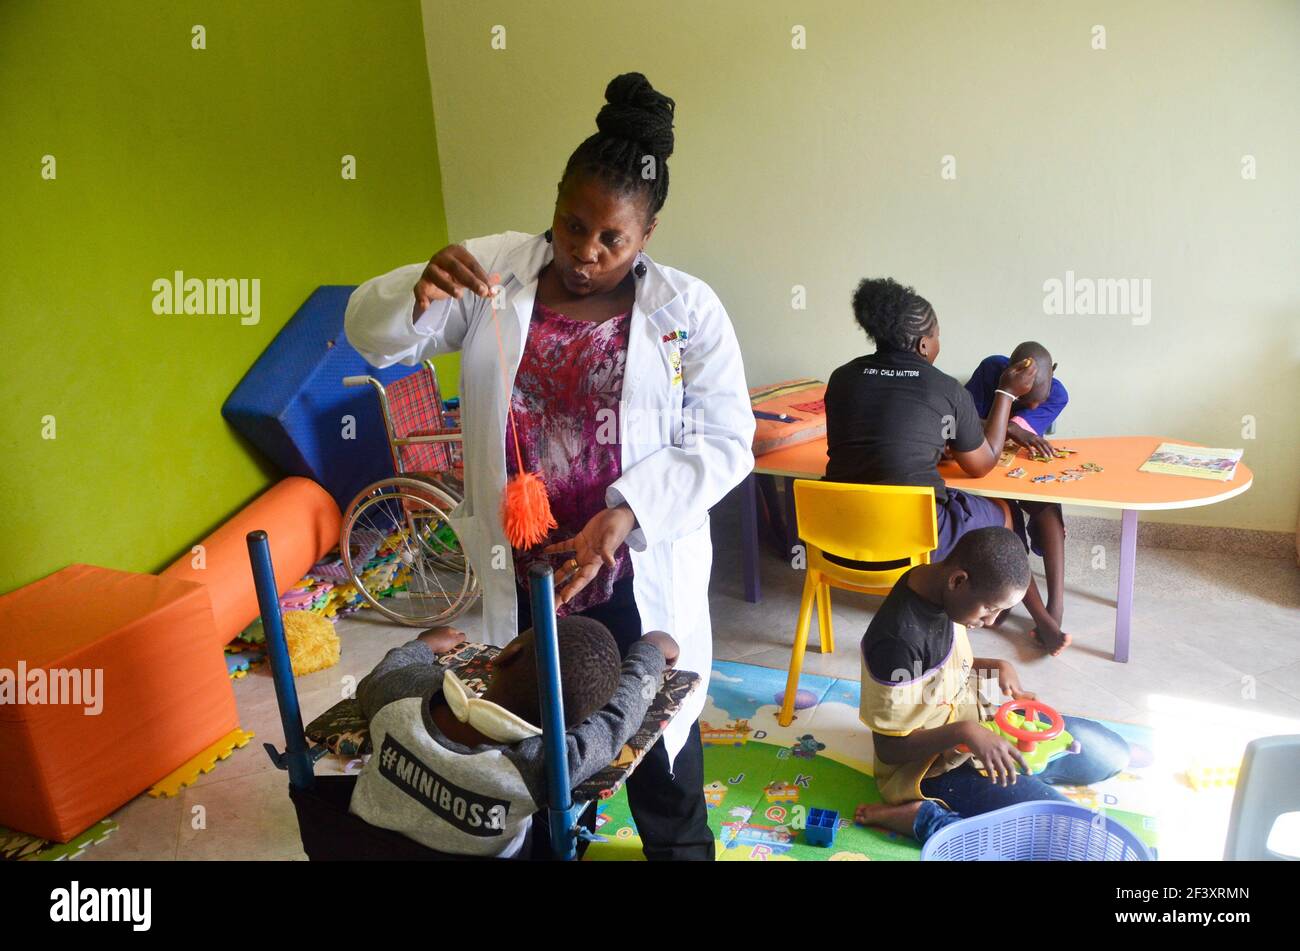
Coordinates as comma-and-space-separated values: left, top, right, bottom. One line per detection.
420, 0, 1299, 532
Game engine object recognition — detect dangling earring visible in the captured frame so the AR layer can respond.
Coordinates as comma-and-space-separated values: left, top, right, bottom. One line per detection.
633, 254, 647, 278
543, 228, 553, 243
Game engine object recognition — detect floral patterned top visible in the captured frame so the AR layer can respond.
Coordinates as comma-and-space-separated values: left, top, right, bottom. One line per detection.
506, 300, 633, 615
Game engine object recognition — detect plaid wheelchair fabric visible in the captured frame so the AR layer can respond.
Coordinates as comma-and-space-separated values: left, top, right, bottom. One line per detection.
384, 366, 461, 475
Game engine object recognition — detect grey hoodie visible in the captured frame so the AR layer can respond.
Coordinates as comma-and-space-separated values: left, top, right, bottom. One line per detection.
348, 638, 665, 858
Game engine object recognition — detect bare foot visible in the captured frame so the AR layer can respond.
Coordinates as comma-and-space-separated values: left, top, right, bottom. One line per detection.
854, 800, 923, 838
1030, 627, 1073, 656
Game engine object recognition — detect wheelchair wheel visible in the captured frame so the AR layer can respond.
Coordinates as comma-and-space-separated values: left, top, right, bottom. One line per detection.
340, 476, 479, 626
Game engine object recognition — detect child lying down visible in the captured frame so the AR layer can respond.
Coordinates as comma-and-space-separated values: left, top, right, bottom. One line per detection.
349, 619, 677, 858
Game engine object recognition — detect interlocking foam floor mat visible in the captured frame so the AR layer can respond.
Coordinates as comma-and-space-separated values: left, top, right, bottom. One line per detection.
586, 660, 1158, 861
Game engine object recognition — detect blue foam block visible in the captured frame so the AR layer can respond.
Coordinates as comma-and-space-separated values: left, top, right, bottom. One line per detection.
222, 286, 417, 512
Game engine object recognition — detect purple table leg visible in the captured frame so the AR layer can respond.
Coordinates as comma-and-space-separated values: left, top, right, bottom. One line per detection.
1114, 508, 1138, 662
741, 473, 761, 603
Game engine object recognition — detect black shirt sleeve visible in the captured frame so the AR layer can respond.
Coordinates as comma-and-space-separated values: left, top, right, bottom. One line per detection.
823, 364, 846, 441
949, 384, 986, 453
864, 637, 925, 684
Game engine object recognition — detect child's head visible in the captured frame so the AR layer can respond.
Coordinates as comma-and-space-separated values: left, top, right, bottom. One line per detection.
482, 617, 622, 728
937, 527, 1031, 628
1008, 341, 1055, 409
851, 277, 940, 363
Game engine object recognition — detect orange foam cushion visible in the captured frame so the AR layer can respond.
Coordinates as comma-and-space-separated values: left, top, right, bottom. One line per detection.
162, 476, 342, 647
0, 565, 238, 842
750, 379, 827, 456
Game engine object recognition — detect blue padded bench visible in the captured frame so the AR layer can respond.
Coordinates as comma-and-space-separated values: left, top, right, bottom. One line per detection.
222, 285, 418, 512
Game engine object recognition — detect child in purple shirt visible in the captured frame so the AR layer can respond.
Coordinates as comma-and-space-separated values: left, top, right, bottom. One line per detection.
965, 342, 1071, 654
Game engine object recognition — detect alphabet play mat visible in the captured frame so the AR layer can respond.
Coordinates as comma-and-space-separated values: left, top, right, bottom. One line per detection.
585, 660, 1160, 861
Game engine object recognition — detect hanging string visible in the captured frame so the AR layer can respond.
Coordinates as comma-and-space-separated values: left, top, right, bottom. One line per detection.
488, 279, 557, 549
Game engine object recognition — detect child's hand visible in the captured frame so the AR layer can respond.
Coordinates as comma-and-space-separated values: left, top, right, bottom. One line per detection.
1006, 422, 1055, 460
641, 631, 680, 667
997, 357, 1037, 398
995, 661, 1035, 701
417, 626, 466, 654
962, 721, 1027, 786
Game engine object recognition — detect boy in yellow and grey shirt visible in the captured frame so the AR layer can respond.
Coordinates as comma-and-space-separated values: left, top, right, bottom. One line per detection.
855, 527, 1130, 843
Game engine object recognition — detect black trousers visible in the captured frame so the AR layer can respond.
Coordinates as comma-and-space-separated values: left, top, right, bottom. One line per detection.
516, 575, 715, 861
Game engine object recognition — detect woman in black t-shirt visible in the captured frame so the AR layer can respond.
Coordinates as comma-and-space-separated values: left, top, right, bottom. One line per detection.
824, 277, 1039, 570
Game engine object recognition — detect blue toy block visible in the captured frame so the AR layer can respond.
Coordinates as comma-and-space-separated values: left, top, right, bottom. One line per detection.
804, 807, 839, 847
222, 286, 421, 512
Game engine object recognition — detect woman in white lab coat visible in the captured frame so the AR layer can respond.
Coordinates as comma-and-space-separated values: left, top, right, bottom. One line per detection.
344, 74, 754, 860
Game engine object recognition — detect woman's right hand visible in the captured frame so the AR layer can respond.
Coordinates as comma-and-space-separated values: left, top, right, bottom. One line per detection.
996, 357, 1038, 398
412, 244, 494, 318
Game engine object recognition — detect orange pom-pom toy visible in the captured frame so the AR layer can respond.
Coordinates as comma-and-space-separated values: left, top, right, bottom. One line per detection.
488, 276, 557, 550
501, 469, 557, 549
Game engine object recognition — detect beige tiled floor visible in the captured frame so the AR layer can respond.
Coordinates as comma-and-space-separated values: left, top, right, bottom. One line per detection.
82, 494, 1300, 861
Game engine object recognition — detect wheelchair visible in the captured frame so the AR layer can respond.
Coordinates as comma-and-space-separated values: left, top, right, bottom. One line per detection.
248, 530, 591, 861
339, 360, 478, 627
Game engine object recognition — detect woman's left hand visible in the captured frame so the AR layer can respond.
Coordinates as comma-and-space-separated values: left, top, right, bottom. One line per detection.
541, 505, 637, 603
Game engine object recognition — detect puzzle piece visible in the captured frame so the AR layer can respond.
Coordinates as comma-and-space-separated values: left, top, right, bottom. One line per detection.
1081, 462, 1104, 472
0, 819, 118, 862
1029, 446, 1077, 463
1031, 474, 1056, 483
1057, 472, 1082, 483
1006, 466, 1027, 479
224, 649, 265, 679
147, 727, 256, 798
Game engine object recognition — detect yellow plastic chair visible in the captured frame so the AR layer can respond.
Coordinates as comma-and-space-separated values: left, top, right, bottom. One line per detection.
778, 480, 938, 727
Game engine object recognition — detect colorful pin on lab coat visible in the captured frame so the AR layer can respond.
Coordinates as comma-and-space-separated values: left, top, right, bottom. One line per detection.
663, 329, 686, 384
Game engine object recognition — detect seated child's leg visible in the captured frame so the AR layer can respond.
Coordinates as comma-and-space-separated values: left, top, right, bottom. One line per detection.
853, 798, 963, 843
1000, 501, 1069, 653
1022, 581, 1071, 655
1038, 716, 1130, 786
913, 800, 964, 843
919, 763, 1071, 818
1025, 502, 1066, 624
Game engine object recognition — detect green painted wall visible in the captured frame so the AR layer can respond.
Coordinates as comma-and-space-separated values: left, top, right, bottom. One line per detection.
0, 0, 456, 594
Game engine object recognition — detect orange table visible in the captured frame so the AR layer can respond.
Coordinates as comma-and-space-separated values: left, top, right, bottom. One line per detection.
739, 435, 1253, 661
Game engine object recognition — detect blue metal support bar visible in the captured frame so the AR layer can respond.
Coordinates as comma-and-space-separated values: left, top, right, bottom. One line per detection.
247, 530, 315, 791
529, 562, 577, 860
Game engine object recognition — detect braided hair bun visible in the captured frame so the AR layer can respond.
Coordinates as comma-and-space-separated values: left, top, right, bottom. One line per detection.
596, 72, 675, 160
562, 73, 676, 219
851, 277, 939, 352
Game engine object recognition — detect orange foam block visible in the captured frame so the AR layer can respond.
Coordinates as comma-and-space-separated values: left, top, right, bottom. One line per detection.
0, 566, 238, 842
162, 476, 341, 647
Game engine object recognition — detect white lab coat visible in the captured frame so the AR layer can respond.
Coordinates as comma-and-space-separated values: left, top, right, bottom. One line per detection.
344, 231, 755, 765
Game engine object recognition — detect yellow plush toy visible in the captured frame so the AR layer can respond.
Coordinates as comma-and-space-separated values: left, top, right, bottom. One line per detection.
282, 610, 340, 676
